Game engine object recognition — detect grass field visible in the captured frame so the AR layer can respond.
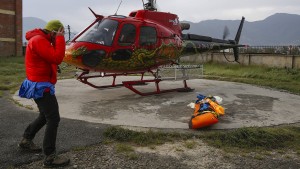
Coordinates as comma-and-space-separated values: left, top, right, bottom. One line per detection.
104, 125, 300, 154
0, 56, 299, 154
203, 62, 300, 94
0, 57, 25, 96
0, 57, 76, 96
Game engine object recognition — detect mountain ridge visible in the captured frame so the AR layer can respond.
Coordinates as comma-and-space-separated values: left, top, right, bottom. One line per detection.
183, 13, 300, 45
22, 17, 47, 43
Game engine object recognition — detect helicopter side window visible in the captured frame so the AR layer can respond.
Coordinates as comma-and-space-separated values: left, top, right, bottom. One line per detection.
118, 24, 136, 46
75, 19, 118, 46
139, 26, 157, 46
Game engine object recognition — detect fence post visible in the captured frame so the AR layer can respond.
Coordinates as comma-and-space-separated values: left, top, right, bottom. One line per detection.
248, 54, 251, 66
22, 42, 27, 56
292, 55, 295, 69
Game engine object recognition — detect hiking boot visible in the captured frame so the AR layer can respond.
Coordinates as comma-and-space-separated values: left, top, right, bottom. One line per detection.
43, 153, 70, 168
18, 138, 42, 153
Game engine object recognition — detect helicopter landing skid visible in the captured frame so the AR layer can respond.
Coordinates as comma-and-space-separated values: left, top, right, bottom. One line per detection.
76, 71, 193, 96
76, 71, 146, 89
123, 79, 194, 96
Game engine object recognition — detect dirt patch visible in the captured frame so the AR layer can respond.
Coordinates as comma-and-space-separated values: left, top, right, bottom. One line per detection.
15, 139, 300, 169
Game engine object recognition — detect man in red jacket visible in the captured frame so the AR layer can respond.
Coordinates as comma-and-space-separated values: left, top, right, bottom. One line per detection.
18, 20, 70, 168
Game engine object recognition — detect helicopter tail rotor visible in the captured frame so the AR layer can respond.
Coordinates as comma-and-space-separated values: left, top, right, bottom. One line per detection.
222, 26, 230, 40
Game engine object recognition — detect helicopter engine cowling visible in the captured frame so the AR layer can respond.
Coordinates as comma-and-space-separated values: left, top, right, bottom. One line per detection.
180, 22, 190, 31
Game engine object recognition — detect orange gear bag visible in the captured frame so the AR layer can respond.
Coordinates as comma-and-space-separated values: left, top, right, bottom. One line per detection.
189, 102, 219, 129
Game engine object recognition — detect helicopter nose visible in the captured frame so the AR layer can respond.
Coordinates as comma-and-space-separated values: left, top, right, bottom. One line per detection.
82, 50, 106, 68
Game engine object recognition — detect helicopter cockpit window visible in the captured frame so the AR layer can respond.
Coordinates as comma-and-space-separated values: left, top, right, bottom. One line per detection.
118, 24, 136, 46
139, 26, 157, 46
75, 19, 118, 46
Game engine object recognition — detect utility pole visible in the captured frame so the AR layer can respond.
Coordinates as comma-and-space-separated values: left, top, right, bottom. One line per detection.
67, 25, 71, 41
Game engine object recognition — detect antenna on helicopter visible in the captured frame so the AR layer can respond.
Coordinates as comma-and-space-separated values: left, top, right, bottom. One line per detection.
144, 0, 157, 11
114, 0, 123, 15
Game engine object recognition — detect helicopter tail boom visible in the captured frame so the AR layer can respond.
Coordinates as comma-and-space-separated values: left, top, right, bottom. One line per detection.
233, 16, 245, 62
182, 17, 245, 62
235, 16, 245, 44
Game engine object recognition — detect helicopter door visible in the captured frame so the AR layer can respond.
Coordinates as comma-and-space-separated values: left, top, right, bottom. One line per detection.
139, 26, 157, 50
112, 23, 136, 61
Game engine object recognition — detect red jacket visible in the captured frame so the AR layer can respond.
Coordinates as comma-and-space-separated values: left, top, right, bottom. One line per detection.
25, 29, 65, 84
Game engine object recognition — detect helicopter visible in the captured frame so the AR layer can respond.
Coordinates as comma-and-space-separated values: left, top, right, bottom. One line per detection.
63, 0, 245, 96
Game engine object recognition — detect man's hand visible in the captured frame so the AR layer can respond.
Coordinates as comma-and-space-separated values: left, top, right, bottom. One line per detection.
56, 27, 65, 36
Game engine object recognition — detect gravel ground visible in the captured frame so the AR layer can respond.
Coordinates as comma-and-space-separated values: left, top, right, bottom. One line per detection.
15, 139, 300, 169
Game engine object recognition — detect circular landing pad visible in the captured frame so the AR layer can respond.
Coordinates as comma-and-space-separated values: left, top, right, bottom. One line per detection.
14, 77, 300, 129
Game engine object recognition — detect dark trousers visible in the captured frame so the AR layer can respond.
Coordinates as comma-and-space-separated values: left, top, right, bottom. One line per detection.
23, 92, 60, 156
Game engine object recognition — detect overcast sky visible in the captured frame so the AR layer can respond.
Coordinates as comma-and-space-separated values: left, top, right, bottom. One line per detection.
23, 0, 300, 32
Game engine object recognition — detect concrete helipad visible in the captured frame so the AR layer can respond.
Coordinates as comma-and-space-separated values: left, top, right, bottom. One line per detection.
14, 77, 300, 129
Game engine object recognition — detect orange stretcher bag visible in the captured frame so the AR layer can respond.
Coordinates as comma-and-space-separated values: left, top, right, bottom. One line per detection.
189, 98, 225, 129
189, 111, 219, 129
